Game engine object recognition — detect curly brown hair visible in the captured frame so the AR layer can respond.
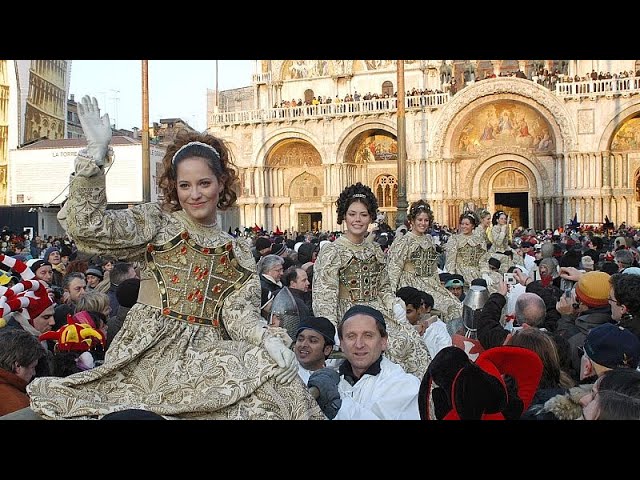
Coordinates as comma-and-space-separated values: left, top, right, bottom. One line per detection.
158, 131, 239, 212
335, 182, 378, 224
408, 200, 433, 223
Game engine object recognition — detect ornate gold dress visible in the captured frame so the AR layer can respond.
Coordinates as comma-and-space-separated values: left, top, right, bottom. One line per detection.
444, 232, 489, 286
312, 236, 430, 378
26, 160, 324, 420
487, 224, 516, 273
386, 231, 462, 322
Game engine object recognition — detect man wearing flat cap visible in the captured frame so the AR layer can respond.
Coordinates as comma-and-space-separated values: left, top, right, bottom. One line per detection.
294, 316, 337, 384
307, 305, 420, 420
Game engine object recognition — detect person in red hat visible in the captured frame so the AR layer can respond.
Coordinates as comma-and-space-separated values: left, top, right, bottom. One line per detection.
418, 344, 543, 420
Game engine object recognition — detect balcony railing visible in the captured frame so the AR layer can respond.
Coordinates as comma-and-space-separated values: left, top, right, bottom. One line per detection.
209, 76, 640, 127
555, 76, 640, 98
209, 92, 451, 126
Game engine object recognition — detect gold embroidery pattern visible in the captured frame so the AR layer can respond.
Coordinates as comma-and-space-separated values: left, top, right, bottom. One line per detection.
338, 255, 383, 303
146, 231, 252, 333
457, 242, 486, 267
407, 246, 439, 277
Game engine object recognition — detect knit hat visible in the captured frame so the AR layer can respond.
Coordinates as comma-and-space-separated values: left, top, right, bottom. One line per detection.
0, 279, 55, 322
255, 236, 272, 252
575, 271, 611, 308
271, 242, 286, 256
85, 267, 104, 280
488, 257, 501, 270
583, 323, 640, 369
295, 316, 336, 345
341, 305, 386, 330
43, 246, 60, 262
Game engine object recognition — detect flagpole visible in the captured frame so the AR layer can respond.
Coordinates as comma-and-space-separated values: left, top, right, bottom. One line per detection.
142, 60, 151, 203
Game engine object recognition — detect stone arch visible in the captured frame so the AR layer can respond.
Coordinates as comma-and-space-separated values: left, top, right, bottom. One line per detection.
468, 152, 547, 200
255, 127, 323, 167
596, 100, 640, 151
335, 118, 396, 164
431, 77, 575, 157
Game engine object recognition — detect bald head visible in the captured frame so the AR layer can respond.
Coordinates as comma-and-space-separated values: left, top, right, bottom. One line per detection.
514, 293, 546, 328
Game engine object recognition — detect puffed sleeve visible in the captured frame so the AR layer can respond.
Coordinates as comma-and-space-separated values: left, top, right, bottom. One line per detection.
444, 235, 458, 274
312, 243, 342, 326
386, 234, 410, 293
58, 154, 165, 261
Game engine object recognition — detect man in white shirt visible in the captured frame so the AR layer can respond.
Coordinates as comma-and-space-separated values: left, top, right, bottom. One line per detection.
294, 316, 336, 384
307, 305, 421, 420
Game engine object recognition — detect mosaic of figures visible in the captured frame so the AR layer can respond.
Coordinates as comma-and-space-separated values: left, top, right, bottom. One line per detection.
354, 134, 398, 163
454, 101, 554, 155
612, 117, 640, 151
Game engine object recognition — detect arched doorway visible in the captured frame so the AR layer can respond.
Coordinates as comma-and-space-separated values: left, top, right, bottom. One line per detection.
491, 168, 530, 229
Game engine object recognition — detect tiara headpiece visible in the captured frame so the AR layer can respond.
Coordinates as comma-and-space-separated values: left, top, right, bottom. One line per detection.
172, 141, 220, 165
352, 193, 366, 198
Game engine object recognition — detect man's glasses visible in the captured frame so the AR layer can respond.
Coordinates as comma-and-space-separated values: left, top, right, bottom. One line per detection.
608, 296, 622, 307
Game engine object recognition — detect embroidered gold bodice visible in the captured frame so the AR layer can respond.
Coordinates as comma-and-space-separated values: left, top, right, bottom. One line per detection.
144, 230, 252, 336
405, 245, 439, 276
338, 254, 383, 303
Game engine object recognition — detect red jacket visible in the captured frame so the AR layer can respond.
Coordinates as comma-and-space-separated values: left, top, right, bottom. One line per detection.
0, 368, 30, 416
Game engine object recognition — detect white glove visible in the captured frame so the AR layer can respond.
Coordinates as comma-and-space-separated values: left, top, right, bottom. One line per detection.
392, 297, 409, 324
264, 336, 299, 384
77, 96, 112, 166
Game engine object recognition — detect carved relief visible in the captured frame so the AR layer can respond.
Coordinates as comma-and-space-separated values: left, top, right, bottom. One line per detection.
267, 141, 321, 167
431, 78, 574, 155
577, 109, 595, 135
289, 172, 322, 200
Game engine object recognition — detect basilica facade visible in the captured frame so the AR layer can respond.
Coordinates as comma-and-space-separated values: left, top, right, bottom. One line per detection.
206, 60, 640, 233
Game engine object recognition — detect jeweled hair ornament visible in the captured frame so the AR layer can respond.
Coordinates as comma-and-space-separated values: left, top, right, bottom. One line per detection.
352, 193, 367, 198
171, 141, 220, 165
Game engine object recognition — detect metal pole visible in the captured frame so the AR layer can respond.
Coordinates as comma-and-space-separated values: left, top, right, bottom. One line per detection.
142, 60, 151, 203
396, 60, 408, 228
215, 60, 219, 113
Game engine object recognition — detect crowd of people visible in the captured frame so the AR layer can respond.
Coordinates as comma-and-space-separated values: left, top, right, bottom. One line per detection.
2, 96, 640, 421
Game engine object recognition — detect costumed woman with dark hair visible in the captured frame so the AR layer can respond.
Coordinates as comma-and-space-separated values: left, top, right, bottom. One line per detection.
387, 200, 462, 323
487, 210, 518, 272
312, 182, 430, 378
16, 96, 324, 420
444, 211, 489, 287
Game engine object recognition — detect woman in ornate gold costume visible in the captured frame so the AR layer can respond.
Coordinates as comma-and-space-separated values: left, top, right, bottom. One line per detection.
387, 200, 462, 323
474, 208, 492, 246
21, 97, 324, 420
487, 210, 518, 272
444, 212, 489, 286
312, 183, 430, 378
